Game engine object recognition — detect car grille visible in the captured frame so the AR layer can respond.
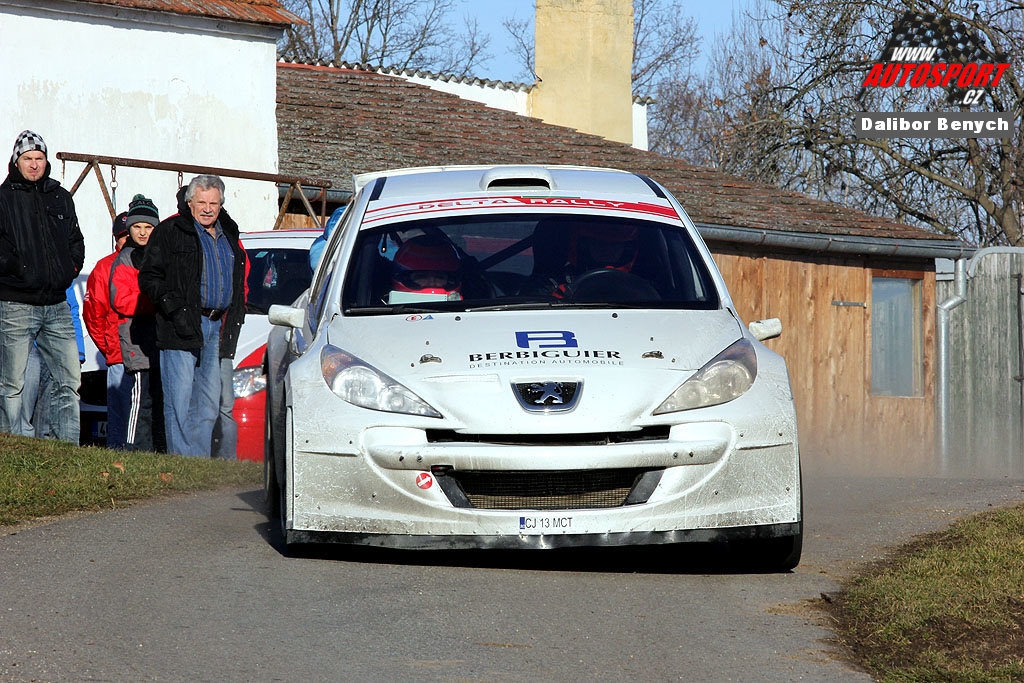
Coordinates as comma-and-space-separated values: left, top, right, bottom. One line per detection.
435, 468, 663, 510
425, 425, 671, 446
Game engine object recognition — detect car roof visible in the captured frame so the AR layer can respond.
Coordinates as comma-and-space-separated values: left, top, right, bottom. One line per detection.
355, 166, 683, 228
240, 229, 319, 248
354, 165, 665, 201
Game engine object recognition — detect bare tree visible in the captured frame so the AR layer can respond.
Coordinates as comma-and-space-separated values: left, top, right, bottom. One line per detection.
278, 0, 490, 76
677, 0, 1024, 246
501, 14, 536, 83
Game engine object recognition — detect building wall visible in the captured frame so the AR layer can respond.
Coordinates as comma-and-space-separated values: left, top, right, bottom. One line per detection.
711, 245, 937, 474
0, 0, 284, 277
396, 74, 530, 114
1, 0, 285, 371
392, 73, 650, 151
530, 0, 634, 145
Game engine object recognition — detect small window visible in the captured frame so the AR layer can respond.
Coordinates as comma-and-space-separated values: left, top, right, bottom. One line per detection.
245, 249, 313, 315
871, 276, 922, 396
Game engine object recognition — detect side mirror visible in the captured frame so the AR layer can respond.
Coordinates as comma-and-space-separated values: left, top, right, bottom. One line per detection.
268, 304, 306, 329
748, 317, 783, 342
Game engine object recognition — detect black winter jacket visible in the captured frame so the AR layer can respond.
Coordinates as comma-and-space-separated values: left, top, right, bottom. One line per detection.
0, 161, 85, 305
138, 194, 247, 355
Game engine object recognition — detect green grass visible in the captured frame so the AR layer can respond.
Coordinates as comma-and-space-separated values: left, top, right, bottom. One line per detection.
826, 504, 1024, 681
0, 433, 261, 527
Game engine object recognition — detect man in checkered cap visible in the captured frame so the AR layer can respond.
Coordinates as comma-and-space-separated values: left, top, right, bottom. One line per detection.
0, 130, 85, 443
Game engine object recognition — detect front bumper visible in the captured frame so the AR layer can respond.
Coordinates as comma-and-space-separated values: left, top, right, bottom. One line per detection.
284, 411, 801, 549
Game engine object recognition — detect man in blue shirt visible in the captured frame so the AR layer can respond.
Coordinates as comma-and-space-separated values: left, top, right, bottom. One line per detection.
139, 175, 247, 457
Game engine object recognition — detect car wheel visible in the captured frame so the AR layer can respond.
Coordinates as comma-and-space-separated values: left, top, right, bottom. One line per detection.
741, 532, 802, 573
753, 532, 803, 572
263, 392, 280, 518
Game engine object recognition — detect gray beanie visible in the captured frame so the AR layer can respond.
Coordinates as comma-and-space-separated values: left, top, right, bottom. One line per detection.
126, 194, 160, 229
11, 130, 47, 164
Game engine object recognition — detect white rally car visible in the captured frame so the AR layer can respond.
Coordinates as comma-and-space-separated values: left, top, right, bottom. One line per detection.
265, 165, 802, 569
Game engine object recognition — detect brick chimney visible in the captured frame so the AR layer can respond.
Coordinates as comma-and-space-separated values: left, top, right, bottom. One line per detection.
529, 0, 634, 145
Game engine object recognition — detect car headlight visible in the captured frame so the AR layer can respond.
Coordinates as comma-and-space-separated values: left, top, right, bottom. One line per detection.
653, 338, 757, 414
233, 366, 267, 399
320, 344, 442, 418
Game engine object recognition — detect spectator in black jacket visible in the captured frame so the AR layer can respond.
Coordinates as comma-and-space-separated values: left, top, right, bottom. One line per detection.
0, 130, 85, 443
139, 175, 246, 457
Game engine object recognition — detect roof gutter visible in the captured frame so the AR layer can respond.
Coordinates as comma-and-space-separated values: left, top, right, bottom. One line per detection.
696, 222, 974, 260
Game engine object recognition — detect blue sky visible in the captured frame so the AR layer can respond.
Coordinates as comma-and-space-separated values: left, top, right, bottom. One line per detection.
456, 0, 746, 82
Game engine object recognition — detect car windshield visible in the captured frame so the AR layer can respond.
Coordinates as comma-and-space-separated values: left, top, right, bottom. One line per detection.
341, 213, 720, 314
246, 247, 314, 314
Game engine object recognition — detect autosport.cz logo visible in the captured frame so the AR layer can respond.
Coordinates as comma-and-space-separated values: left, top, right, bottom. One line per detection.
855, 11, 1014, 139
862, 47, 1008, 105
859, 11, 1009, 106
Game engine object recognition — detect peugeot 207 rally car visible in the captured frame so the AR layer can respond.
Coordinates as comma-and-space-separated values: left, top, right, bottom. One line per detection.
264, 165, 802, 570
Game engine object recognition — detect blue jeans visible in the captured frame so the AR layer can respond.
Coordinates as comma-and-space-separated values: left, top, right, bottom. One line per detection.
160, 317, 221, 457
20, 342, 42, 437
211, 357, 238, 460
0, 300, 81, 443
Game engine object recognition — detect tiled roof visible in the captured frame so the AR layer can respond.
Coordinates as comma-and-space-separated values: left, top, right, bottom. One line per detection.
276, 61, 948, 242
75, 0, 300, 26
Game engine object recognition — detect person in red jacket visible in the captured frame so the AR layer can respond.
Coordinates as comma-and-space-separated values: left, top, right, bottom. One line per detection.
109, 194, 163, 451
83, 211, 132, 449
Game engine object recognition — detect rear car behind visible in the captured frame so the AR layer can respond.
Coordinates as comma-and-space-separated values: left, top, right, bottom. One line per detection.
233, 229, 318, 460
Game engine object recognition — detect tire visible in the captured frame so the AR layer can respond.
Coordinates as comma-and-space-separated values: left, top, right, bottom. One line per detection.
263, 382, 290, 551
760, 532, 803, 572
263, 391, 280, 519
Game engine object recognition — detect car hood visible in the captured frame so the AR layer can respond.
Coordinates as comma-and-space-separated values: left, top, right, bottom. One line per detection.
326, 309, 746, 432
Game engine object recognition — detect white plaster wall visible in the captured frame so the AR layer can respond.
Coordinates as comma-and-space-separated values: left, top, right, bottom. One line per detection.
0, 1, 283, 278
397, 74, 530, 114
401, 73, 651, 152
632, 101, 648, 151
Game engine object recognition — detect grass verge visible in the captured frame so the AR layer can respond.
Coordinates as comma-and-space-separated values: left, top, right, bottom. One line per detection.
825, 503, 1024, 681
0, 433, 261, 527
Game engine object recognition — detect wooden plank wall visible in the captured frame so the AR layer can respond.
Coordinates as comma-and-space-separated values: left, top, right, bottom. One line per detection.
710, 244, 937, 474
939, 252, 1024, 476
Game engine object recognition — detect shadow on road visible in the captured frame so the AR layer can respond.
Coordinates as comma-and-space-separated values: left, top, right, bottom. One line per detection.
236, 488, 798, 576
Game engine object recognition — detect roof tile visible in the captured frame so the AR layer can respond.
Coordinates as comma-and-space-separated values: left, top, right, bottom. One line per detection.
276, 62, 948, 242
76, 0, 300, 26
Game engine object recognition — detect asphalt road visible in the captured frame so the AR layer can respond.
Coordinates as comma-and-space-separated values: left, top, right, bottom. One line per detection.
2, 470, 1023, 682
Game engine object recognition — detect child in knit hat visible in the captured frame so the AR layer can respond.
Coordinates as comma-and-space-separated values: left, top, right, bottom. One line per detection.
125, 194, 160, 232
110, 194, 164, 451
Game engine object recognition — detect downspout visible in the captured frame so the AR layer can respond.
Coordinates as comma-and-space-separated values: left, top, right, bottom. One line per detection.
937, 258, 967, 473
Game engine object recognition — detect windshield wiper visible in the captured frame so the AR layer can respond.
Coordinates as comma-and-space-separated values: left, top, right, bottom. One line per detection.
465, 301, 564, 312
345, 305, 456, 316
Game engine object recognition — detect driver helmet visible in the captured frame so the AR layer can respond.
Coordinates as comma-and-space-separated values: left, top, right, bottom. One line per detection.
569, 223, 640, 272
389, 235, 463, 304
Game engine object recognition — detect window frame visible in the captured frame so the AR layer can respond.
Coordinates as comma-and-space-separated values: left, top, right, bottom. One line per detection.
870, 269, 924, 398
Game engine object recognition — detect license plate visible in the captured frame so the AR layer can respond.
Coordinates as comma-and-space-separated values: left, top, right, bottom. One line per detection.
518, 515, 574, 534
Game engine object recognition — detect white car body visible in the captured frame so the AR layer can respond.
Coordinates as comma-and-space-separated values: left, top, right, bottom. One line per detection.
265, 165, 801, 569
